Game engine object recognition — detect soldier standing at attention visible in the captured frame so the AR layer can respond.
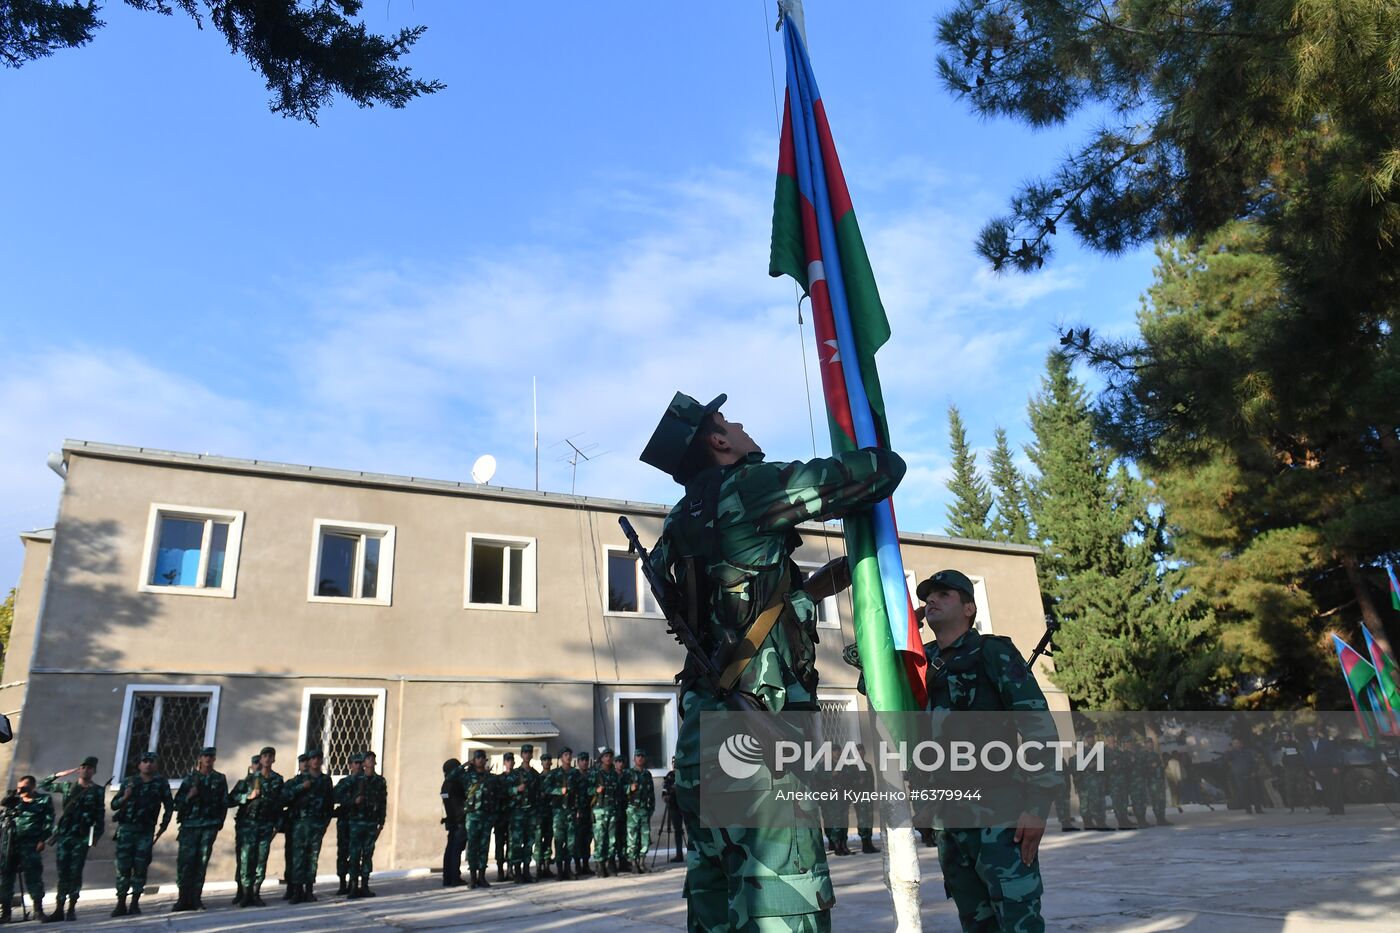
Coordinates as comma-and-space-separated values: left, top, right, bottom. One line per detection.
440, 758, 467, 887
820, 774, 850, 856
534, 752, 555, 878
334, 753, 363, 894
542, 748, 575, 880
1075, 728, 1110, 830
462, 751, 495, 889
0, 775, 55, 923
282, 749, 336, 903
623, 750, 656, 873
920, 569, 1064, 933
39, 756, 106, 921
281, 753, 307, 900
642, 391, 905, 930
853, 745, 879, 854
1105, 735, 1137, 830
171, 746, 228, 912
348, 751, 387, 897
612, 757, 630, 872
571, 752, 594, 877
227, 754, 261, 906
511, 744, 540, 882
234, 746, 283, 907
661, 756, 685, 864
109, 751, 173, 917
493, 752, 516, 882
589, 748, 621, 877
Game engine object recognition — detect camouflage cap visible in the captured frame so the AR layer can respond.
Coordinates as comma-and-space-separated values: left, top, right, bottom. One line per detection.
633, 750, 647, 760
520, 743, 534, 754
251, 754, 262, 764
471, 750, 487, 761
259, 746, 276, 757
139, 751, 158, 763
296, 753, 308, 763
199, 746, 217, 757
598, 746, 614, 757
306, 749, 324, 760
502, 752, 514, 762
540, 752, 553, 761
559, 746, 572, 756
350, 752, 366, 763
576, 752, 590, 762
80, 756, 99, 768
640, 391, 727, 483
916, 569, 975, 601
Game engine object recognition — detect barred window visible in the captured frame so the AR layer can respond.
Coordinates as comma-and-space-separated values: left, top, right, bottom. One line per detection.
118, 689, 217, 780
303, 692, 383, 778
818, 697, 858, 750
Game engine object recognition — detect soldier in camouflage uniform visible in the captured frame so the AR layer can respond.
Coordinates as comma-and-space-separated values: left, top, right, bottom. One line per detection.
1104, 735, 1137, 830
613, 758, 631, 871
542, 748, 575, 880
623, 750, 656, 872
571, 752, 594, 877
589, 748, 622, 877
1074, 728, 1109, 830
346, 751, 387, 897
282, 749, 336, 903
534, 752, 556, 878
281, 753, 307, 899
0, 775, 55, 923
853, 745, 877, 854
109, 751, 173, 916
231, 746, 283, 906
227, 754, 262, 906
920, 569, 1064, 933
492, 752, 515, 882
462, 751, 495, 888
643, 391, 906, 931
39, 756, 106, 920
820, 774, 850, 856
508, 746, 540, 883
172, 746, 229, 912
334, 753, 363, 894
1142, 738, 1170, 826
1126, 735, 1151, 827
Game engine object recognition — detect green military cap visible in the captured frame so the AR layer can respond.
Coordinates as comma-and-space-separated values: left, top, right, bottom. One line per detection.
599, 746, 614, 757
259, 746, 276, 757
296, 753, 308, 763
559, 746, 572, 756
139, 751, 158, 762
576, 752, 590, 761
80, 756, 99, 768
471, 750, 487, 761
199, 746, 217, 757
502, 752, 514, 762
633, 750, 647, 759
540, 752, 553, 761
350, 752, 366, 763
306, 749, 324, 760
251, 754, 262, 764
640, 391, 728, 483
916, 569, 975, 601
520, 743, 534, 754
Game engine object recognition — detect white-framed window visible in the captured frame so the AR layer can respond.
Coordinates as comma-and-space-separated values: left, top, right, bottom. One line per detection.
112, 684, 221, 785
464, 534, 537, 611
604, 546, 661, 617
137, 504, 244, 597
908, 569, 994, 634
611, 692, 677, 775
307, 520, 395, 605
798, 561, 841, 630
297, 688, 387, 779
817, 693, 860, 749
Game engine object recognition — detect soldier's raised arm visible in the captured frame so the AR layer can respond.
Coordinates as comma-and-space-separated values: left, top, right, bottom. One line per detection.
746, 448, 906, 533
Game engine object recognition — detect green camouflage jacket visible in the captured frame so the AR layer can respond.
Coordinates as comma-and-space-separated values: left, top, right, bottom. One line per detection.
649, 448, 906, 711
623, 768, 655, 813
541, 766, 572, 810
282, 772, 336, 823
174, 769, 228, 828
506, 766, 539, 812
589, 766, 621, 809
461, 767, 495, 817
111, 774, 174, 831
230, 769, 284, 825
39, 776, 105, 842
568, 767, 592, 816
5, 792, 54, 840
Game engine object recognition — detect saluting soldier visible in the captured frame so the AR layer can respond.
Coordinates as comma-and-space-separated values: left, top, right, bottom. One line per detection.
534, 752, 555, 878
509, 745, 540, 883
227, 754, 262, 906
542, 748, 575, 880
572, 752, 594, 877
280, 753, 308, 899
233, 746, 283, 907
171, 746, 228, 912
492, 752, 516, 882
623, 750, 656, 873
0, 774, 55, 923
282, 749, 336, 903
109, 751, 173, 917
334, 753, 364, 895
347, 751, 387, 897
39, 756, 106, 920
589, 748, 622, 877
462, 751, 495, 889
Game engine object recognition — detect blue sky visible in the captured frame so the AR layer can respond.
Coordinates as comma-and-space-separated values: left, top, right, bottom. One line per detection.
0, 1, 1156, 590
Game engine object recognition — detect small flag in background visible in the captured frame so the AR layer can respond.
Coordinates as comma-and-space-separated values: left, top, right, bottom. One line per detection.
1332, 634, 1383, 740
1362, 627, 1400, 736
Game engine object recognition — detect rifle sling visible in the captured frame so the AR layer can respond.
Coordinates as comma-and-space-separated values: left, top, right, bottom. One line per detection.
716, 568, 791, 693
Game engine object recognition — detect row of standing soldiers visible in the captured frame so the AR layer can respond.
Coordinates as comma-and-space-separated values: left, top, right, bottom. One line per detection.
439, 744, 657, 888
1052, 732, 1171, 831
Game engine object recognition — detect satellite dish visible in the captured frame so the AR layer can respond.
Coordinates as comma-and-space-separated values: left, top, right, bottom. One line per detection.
471, 454, 497, 485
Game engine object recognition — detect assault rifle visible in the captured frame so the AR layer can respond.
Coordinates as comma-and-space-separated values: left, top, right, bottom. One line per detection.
1028, 617, 1060, 667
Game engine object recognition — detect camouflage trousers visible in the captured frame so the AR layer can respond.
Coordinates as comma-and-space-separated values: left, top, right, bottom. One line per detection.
510, 809, 538, 865
232, 820, 247, 887
54, 833, 92, 901
465, 813, 492, 871
113, 824, 156, 897
1051, 776, 1073, 826
0, 835, 45, 905
1076, 772, 1106, 828
347, 820, 380, 881
1147, 771, 1166, 820
175, 823, 220, 892
1107, 774, 1133, 825
677, 689, 834, 933
590, 807, 615, 861
820, 797, 847, 848
288, 818, 327, 885
535, 809, 553, 865
625, 806, 652, 861
549, 808, 574, 862
854, 801, 874, 842
573, 811, 592, 859
336, 818, 351, 878
493, 815, 509, 868
238, 822, 278, 889
1128, 775, 1149, 823
936, 827, 1044, 933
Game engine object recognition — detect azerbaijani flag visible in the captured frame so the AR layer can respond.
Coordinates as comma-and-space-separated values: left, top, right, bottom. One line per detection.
1387, 563, 1400, 612
1332, 634, 1382, 740
770, 11, 926, 711
1362, 628, 1400, 736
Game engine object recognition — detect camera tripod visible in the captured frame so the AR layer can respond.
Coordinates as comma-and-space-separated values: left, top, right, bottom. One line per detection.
0, 806, 32, 922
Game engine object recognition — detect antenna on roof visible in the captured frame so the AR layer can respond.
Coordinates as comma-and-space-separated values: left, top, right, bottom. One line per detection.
471, 454, 497, 485
553, 434, 606, 495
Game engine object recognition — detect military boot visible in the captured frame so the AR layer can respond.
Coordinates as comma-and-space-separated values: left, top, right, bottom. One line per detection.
110, 895, 127, 918
862, 839, 879, 853
478, 868, 491, 888
361, 877, 377, 897
496, 864, 506, 882
337, 875, 349, 895
129, 893, 143, 915
170, 887, 193, 912
232, 882, 244, 906
538, 861, 554, 879
65, 895, 77, 921
559, 858, 574, 880
633, 860, 644, 875
253, 883, 267, 907
598, 859, 610, 878
35, 899, 57, 923
289, 883, 305, 904
304, 883, 318, 903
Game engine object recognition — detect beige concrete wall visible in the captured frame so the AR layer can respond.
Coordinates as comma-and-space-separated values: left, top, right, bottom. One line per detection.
0, 533, 53, 785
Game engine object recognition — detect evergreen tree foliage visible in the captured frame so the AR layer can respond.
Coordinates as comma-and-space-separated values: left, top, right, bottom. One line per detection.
2, 0, 444, 122
944, 405, 993, 539
987, 426, 1032, 545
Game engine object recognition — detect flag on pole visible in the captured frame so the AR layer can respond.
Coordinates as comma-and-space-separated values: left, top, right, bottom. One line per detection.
1332, 634, 1382, 740
1387, 563, 1400, 611
770, 10, 926, 711
1361, 627, 1400, 736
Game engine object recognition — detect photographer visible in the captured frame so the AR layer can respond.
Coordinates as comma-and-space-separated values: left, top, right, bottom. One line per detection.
38, 756, 105, 921
0, 775, 56, 923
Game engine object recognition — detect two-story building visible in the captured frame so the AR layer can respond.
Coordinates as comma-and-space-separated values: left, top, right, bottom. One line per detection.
0, 439, 1055, 888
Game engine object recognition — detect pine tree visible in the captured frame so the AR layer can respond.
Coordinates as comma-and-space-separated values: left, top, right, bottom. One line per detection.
944, 405, 993, 539
987, 426, 1032, 545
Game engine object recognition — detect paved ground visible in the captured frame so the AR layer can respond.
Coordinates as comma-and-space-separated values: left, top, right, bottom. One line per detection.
41, 805, 1400, 931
